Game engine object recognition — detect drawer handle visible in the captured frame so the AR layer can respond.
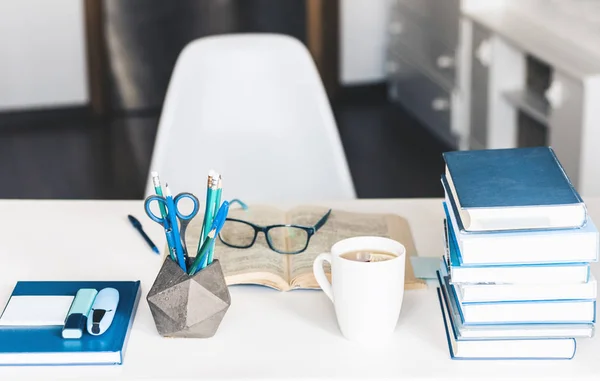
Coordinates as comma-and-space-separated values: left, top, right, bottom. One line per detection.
545, 80, 565, 108
388, 22, 403, 35
432, 98, 450, 111
475, 39, 492, 67
436, 55, 455, 69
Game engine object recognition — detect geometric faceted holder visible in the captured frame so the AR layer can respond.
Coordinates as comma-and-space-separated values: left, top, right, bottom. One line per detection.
146, 257, 231, 338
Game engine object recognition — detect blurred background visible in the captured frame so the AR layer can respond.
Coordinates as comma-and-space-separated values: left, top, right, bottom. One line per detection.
1, 0, 600, 199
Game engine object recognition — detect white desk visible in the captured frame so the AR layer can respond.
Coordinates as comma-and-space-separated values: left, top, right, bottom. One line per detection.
0, 199, 599, 380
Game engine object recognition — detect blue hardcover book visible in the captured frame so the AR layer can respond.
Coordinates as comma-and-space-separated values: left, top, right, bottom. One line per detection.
436, 269, 594, 340
441, 195, 598, 265
0, 281, 141, 365
443, 219, 590, 284
442, 147, 586, 232
436, 287, 577, 359
439, 268, 596, 325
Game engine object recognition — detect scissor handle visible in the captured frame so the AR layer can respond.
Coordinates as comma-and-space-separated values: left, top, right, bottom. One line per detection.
144, 195, 169, 224
173, 192, 200, 220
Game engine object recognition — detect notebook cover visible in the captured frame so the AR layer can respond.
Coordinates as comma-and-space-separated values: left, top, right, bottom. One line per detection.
0, 281, 141, 366
442, 147, 583, 209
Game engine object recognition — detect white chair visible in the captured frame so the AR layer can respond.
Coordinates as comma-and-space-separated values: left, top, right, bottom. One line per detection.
145, 33, 356, 204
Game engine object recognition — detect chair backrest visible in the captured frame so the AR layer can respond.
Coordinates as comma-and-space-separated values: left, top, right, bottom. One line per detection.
145, 33, 356, 204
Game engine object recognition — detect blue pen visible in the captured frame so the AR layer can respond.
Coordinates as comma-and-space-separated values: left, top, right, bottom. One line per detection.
164, 184, 187, 271
205, 200, 229, 266
189, 201, 230, 275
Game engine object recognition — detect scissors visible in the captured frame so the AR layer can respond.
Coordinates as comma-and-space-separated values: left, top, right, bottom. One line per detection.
144, 192, 200, 261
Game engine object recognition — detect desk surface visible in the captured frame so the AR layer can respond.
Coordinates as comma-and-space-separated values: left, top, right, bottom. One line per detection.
0, 198, 599, 381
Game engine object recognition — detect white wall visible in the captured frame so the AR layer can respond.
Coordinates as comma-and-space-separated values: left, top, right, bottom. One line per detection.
0, 0, 88, 111
339, 0, 390, 85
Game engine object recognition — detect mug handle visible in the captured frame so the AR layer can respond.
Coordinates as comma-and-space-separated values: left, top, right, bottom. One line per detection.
313, 253, 333, 302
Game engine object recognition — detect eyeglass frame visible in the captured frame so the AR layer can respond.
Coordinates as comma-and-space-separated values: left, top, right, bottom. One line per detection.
218, 199, 332, 254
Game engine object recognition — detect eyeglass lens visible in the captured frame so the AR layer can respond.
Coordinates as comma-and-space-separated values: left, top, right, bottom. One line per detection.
220, 220, 309, 253
219, 220, 256, 247
267, 226, 309, 253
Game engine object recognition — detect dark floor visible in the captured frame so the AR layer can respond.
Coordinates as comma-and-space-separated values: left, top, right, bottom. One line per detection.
0, 87, 451, 199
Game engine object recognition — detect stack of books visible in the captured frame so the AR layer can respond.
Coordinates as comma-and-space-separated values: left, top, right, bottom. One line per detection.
437, 147, 598, 360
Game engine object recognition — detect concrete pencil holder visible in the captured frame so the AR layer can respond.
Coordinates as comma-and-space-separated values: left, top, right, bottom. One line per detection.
146, 257, 231, 338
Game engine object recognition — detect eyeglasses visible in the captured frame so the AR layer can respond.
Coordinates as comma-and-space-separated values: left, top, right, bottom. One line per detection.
218, 199, 331, 254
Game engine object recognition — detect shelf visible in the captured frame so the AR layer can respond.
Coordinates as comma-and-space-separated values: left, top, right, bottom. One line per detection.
503, 89, 550, 125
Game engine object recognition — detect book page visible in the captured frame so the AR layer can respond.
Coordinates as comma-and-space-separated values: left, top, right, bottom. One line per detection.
184, 205, 289, 289
287, 206, 388, 286
286, 207, 426, 290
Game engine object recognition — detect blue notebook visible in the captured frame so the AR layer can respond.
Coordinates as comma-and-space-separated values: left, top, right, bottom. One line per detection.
442, 147, 586, 232
0, 281, 141, 366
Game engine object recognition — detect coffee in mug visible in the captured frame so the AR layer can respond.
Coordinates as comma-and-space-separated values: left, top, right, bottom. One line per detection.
313, 236, 406, 344
340, 250, 397, 262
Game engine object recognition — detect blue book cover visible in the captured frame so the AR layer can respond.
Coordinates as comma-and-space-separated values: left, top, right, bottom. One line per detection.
442, 147, 582, 209
0, 281, 141, 366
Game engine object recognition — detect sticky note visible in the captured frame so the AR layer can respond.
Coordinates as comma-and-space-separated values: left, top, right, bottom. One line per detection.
410, 256, 441, 280
0, 296, 75, 326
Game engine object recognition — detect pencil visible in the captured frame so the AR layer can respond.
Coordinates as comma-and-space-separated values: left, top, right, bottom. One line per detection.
151, 171, 175, 260
198, 171, 218, 255
206, 174, 222, 265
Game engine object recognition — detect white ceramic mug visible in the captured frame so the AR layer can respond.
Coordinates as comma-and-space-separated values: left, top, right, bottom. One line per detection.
313, 236, 406, 344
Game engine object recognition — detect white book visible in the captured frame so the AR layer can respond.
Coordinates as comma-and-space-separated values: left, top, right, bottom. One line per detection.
442, 221, 591, 284
437, 287, 577, 359
446, 257, 591, 284
443, 198, 599, 265
437, 274, 594, 339
455, 275, 598, 303
455, 288, 596, 325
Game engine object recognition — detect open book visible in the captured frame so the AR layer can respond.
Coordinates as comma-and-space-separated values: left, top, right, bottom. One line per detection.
182, 205, 426, 291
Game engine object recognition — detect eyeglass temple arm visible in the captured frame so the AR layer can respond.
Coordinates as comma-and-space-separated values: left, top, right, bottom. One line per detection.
313, 209, 332, 232
228, 199, 249, 210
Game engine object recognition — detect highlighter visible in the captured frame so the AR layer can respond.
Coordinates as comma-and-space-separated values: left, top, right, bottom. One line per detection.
87, 288, 119, 336
62, 288, 98, 339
